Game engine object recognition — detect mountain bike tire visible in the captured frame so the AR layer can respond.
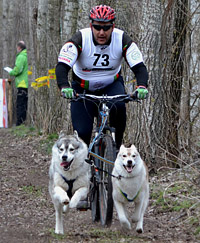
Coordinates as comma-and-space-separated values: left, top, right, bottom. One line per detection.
99, 135, 116, 226
90, 146, 100, 222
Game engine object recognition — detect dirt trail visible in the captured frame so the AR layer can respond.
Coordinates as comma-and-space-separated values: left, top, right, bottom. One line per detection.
0, 127, 198, 243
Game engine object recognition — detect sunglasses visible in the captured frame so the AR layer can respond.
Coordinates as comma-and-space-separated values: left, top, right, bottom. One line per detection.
92, 24, 113, 31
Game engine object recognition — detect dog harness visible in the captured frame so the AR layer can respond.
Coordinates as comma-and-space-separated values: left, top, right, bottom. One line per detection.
61, 175, 76, 199
119, 187, 141, 202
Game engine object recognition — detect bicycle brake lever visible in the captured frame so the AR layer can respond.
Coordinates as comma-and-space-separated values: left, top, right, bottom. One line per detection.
129, 92, 142, 103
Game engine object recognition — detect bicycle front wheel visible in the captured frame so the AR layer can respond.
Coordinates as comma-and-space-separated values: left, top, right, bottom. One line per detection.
90, 145, 100, 222
90, 170, 100, 222
99, 135, 116, 226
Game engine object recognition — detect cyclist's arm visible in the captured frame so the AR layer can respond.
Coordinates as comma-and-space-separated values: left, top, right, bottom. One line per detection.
56, 31, 82, 89
131, 62, 148, 87
56, 63, 71, 89
122, 33, 148, 87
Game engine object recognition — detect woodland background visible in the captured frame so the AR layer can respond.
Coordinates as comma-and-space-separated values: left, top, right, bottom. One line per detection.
0, 0, 199, 168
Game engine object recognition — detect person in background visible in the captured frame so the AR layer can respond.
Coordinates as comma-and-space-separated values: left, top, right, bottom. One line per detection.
9, 41, 28, 126
56, 5, 148, 149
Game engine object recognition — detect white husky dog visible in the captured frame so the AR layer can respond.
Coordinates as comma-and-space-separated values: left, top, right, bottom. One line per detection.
49, 131, 90, 234
112, 144, 149, 233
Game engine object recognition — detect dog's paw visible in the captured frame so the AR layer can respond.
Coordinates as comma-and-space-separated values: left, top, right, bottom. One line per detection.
136, 227, 143, 234
63, 200, 69, 205
55, 224, 64, 235
55, 228, 64, 235
55, 193, 69, 205
69, 198, 79, 208
60, 196, 69, 206
136, 221, 143, 233
120, 219, 131, 231
56, 191, 69, 205
54, 186, 69, 205
131, 214, 139, 223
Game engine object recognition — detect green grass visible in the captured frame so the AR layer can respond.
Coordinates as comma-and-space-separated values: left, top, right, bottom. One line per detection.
48, 229, 66, 240
10, 124, 37, 137
189, 215, 200, 236
39, 133, 58, 154
151, 190, 168, 209
151, 184, 195, 212
9, 125, 58, 155
22, 185, 42, 197
194, 226, 200, 236
47, 227, 145, 242
87, 228, 143, 242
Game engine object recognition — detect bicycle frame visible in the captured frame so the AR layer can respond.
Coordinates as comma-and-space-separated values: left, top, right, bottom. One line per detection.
86, 98, 115, 186
89, 102, 114, 153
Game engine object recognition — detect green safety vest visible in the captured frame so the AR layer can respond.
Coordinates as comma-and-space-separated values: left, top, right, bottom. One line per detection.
9, 49, 28, 88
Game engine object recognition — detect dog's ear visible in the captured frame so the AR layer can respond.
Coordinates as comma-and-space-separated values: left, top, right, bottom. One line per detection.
59, 130, 66, 139
131, 144, 138, 154
73, 130, 79, 139
131, 144, 135, 149
73, 130, 88, 148
119, 144, 125, 152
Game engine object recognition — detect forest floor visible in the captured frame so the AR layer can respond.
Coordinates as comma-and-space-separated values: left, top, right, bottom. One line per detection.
0, 126, 200, 243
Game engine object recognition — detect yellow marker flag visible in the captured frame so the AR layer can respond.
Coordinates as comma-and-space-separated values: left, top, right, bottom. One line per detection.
48, 68, 56, 79
31, 76, 49, 90
32, 68, 56, 90
35, 76, 49, 82
48, 68, 55, 74
31, 81, 49, 90
28, 66, 33, 75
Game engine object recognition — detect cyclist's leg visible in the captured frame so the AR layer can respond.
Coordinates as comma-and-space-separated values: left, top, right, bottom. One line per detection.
103, 77, 126, 149
71, 82, 96, 146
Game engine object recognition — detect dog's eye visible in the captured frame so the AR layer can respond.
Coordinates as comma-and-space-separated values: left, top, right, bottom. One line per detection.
69, 148, 75, 152
59, 148, 64, 152
132, 155, 136, 158
123, 155, 127, 158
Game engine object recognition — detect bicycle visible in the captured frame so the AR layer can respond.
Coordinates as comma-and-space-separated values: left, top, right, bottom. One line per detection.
70, 92, 138, 226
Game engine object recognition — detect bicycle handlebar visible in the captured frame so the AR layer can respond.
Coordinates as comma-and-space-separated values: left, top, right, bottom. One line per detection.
71, 92, 139, 103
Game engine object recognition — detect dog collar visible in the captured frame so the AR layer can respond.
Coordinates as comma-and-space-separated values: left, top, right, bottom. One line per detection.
61, 174, 76, 199
119, 188, 141, 202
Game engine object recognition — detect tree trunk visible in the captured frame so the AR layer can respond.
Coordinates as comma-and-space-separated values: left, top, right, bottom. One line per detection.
167, 0, 189, 166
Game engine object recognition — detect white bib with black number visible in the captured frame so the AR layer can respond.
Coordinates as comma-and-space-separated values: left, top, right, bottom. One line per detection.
73, 28, 123, 91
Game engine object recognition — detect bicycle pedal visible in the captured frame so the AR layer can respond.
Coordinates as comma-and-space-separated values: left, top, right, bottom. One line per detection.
77, 208, 87, 211
77, 207, 90, 211
76, 199, 89, 211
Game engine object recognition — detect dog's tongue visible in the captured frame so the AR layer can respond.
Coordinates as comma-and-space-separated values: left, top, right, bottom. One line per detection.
60, 161, 70, 167
126, 166, 133, 173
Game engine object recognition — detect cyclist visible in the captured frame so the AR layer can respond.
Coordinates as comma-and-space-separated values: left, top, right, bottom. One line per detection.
56, 4, 148, 150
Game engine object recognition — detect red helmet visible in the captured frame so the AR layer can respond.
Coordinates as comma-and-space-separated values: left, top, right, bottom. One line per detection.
89, 5, 116, 22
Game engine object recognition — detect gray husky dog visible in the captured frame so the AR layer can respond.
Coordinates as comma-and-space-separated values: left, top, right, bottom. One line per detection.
49, 131, 90, 234
112, 144, 149, 233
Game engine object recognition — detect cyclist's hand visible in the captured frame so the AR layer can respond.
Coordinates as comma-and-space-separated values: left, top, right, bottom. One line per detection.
135, 86, 148, 99
61, 87, 75, 99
